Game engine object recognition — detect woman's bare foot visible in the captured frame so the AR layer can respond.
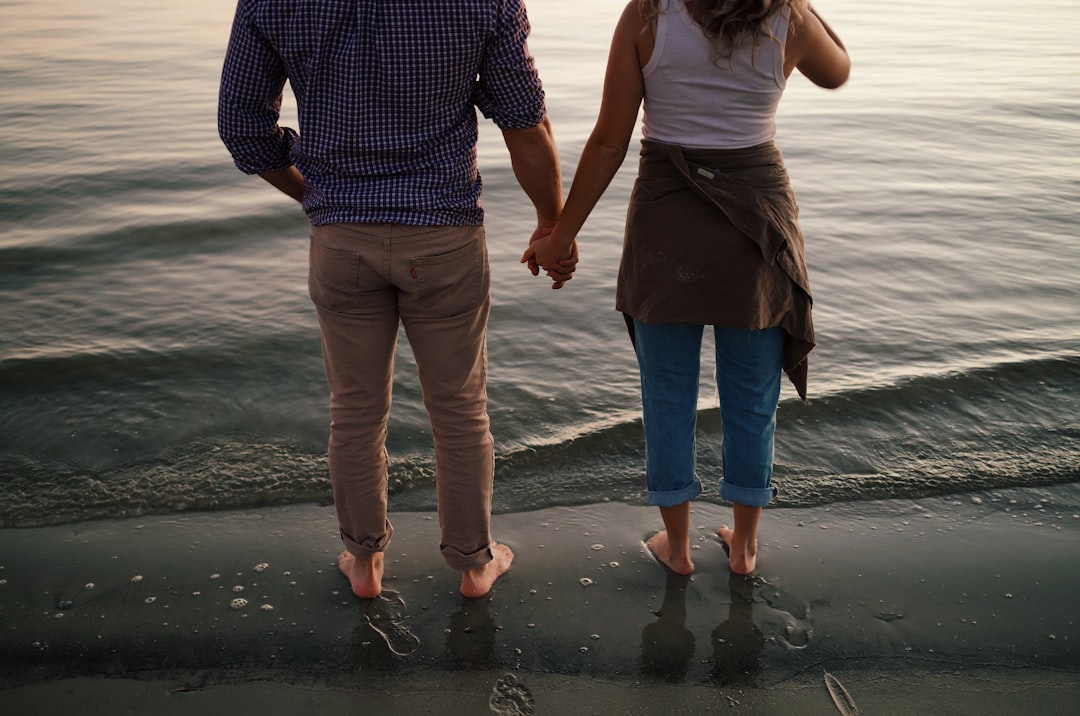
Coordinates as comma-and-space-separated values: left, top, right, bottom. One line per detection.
646, 530, 694, 575
717, 525, 757, 575
338, 550, 384, 599
460, 543, 514, 598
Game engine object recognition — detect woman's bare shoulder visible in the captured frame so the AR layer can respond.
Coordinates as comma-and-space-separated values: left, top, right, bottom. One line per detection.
784, 3, 850, 88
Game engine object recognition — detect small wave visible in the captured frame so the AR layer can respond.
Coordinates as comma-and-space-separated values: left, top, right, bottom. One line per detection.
1, 353, 1076, 527
0, 440, 331, 529
0, 332, 321, 392
0, 211, 308, 291
488, 352, 1080, 510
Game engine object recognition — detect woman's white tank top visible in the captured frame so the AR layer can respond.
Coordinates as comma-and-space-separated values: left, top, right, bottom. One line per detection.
642, 0, 790, 149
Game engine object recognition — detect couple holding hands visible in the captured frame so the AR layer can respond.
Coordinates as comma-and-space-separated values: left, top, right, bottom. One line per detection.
219, 0, 849, 600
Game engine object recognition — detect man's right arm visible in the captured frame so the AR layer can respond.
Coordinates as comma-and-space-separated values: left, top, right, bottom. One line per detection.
258, 166, 306, 203
218, 0, 298, 183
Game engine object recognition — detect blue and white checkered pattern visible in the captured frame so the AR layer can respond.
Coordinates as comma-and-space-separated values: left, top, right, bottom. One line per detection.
218, 0, 546, 226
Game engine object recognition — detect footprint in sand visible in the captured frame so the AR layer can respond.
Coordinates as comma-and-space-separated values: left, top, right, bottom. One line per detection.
489, 673, 534, 716
55, 581, 97, 611
757, 580, 814, 649
362, 590, 420, 657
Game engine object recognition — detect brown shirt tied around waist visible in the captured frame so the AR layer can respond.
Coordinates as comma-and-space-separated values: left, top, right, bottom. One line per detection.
617, 139, 815, 399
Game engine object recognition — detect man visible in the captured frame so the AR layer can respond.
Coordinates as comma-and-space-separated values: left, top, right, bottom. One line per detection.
218, 0, 571, 599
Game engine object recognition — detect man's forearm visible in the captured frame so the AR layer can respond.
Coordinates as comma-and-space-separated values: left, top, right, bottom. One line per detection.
258, 166, 306, 203
502, 117, 564, 226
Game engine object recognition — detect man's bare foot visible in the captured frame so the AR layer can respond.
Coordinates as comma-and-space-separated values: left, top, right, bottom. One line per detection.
460, 543, 514, 599
338, 550, 384, 599
646, 530, 694, 575
717, 525, 757, 575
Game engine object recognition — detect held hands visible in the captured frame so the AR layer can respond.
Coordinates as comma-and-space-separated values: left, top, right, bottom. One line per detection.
521, 226, 578, 290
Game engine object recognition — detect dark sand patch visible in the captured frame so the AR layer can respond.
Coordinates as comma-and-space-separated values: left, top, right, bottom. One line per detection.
1, 485, 1077, 713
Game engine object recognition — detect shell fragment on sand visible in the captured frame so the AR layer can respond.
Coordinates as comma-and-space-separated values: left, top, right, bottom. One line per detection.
824, 672, 860, 716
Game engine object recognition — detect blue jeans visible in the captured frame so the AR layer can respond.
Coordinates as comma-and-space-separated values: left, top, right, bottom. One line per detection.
632, 320, 784, 508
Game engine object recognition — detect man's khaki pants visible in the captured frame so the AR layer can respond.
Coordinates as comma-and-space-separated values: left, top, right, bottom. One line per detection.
308, 222, 494, 572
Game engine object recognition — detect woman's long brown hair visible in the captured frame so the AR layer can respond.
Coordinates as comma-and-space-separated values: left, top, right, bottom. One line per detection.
639, 0, 806, 61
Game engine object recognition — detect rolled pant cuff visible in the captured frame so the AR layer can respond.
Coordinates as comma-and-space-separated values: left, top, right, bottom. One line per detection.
440, 542, 493, 572
646, 479, 702, 508
719, 480, 777, 508
340, 525, 393, 557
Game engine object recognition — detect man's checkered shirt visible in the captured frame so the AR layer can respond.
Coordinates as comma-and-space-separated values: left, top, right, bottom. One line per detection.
218, 0, 547, 226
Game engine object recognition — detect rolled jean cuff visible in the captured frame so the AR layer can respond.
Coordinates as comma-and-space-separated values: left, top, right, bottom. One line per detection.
719, 480, 777, 508
646, 479, 702, 508
440, 541, 493, 572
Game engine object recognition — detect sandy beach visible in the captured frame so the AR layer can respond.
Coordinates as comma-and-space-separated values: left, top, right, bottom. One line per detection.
2, 484, 1078, 714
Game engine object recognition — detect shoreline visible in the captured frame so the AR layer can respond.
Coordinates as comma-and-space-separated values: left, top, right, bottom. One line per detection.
1, 485, 1078, 713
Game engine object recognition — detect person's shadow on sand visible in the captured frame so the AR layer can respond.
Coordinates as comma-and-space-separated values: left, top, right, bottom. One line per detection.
639, 569, 695, 681
710, 572, 765, 687
445, 595, 497, 669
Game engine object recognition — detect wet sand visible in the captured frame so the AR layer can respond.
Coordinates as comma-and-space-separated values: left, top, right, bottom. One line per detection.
1, 484, 1078, 714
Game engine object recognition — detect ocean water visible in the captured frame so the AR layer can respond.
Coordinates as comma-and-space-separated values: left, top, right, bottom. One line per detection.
1, 0, 1078, 528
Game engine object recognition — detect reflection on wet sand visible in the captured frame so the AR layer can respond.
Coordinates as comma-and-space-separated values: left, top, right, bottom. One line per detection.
639, 570, 695, 681
711, 573, 766, 687
445, 596, 497, 668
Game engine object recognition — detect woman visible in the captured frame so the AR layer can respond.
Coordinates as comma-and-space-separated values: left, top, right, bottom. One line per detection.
524, 0, 849, 575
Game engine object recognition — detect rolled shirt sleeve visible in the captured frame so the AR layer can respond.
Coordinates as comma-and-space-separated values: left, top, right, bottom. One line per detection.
217, 0, 298, 174
473, 0, 546, 130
